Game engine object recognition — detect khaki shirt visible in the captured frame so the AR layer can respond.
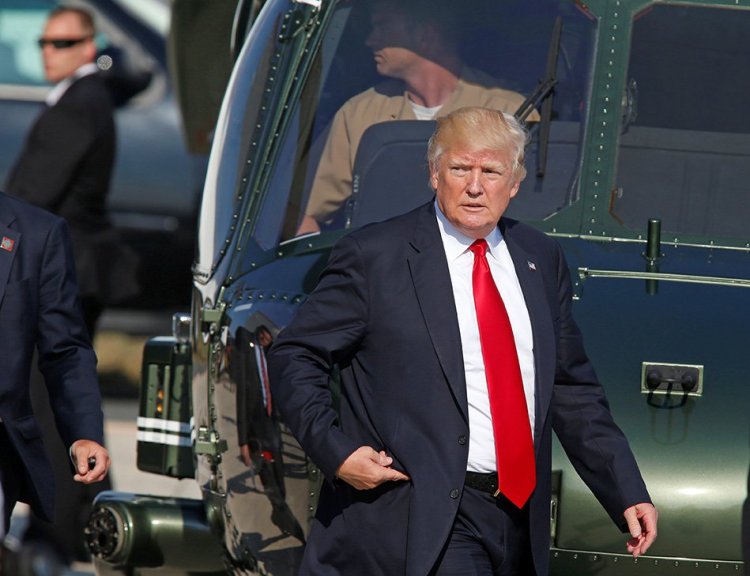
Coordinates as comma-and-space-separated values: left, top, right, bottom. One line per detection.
305, 68, 539, 223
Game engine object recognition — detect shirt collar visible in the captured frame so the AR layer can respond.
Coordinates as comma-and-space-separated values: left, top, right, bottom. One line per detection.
45, 62, 99, 106
434, 199, 503, 261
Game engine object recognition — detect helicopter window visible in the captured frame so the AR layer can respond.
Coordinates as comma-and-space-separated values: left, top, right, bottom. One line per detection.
615, 4, 750, 241
195, 0, 292, 271
249, 0, 596, 245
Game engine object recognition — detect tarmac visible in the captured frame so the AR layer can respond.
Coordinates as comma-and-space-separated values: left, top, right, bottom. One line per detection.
6, 395, 201, 576
5, 311, 200, 576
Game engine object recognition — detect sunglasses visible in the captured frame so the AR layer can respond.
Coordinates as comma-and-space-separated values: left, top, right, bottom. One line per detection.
37, 37, 91, 49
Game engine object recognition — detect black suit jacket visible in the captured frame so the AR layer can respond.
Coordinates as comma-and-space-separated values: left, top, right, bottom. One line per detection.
0, 192, 103, 521
269, 202, 651, 575
6, 73, 137, 303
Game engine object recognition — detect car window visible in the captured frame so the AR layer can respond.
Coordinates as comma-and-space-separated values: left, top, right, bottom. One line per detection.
0, 0, 161, 103
0, 2, 52, 86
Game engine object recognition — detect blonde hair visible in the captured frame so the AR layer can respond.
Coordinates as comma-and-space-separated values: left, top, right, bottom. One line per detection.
427, 107, 529, 181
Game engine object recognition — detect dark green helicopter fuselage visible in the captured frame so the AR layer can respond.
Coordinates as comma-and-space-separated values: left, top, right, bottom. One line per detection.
87, 0, 750, 574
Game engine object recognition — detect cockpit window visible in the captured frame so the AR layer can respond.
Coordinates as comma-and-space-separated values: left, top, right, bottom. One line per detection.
195, 0, 291, 275
246, 0, 596, 249
614, 4, 750, 241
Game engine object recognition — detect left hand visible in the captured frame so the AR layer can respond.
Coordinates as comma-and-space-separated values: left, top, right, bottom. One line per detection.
70, 439, 111, 483
623, 502, 658, 557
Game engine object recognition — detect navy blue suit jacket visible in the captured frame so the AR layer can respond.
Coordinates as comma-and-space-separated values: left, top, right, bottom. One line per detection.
269, 202, 650, 575
0, 192, 103, 521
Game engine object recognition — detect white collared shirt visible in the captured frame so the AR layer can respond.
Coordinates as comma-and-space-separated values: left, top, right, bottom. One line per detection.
435, 202, 536, 473
45, 62, 99, 106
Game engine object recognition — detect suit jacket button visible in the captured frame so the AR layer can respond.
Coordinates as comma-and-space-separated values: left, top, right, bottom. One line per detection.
458, 435, 467, 445
449, 489, 459, 499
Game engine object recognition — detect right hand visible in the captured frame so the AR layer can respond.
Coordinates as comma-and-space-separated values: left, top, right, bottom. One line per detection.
70, 440, 110, 483
296, 214, 321, 236
335, 446, 410, 490
240, 443, 253, 468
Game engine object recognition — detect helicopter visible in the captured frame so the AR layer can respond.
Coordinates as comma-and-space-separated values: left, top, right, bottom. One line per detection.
84, 0, 749, 574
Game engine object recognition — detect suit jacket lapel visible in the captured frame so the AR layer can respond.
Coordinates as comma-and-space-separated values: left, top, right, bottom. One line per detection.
405, 208, 558, 432
0, 205, 19, 305
501, 220, 555, 448
407, 204, 469, 420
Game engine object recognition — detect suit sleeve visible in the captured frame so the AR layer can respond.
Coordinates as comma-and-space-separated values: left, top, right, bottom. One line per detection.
549, 241, 651, 531
268, 234, 367, 481
35, 217, 103, 447
7, 101, 97, 209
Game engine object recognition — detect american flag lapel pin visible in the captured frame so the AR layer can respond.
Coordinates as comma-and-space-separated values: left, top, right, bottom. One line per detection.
1, 237, 15, 252
527, 260, 536, 271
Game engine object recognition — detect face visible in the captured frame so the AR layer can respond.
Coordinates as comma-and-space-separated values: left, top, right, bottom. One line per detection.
431, 147, 521, 239
257, 329, 273, 349
364, 6, 421, 79
39, 12, 95, 83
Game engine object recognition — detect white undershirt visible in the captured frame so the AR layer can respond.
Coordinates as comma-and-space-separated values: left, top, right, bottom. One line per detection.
409, 99, 442, 120
435, 203, 536, 473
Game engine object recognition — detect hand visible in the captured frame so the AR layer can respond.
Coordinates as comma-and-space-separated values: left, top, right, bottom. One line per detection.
296, 214, 321, 236
70, 439, 110, 483
240, 443, 253, 467
623, 502, 658, 557
335, 446, 410, 490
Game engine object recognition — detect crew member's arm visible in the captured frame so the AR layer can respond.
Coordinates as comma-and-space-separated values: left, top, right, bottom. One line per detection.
297, 107, 355, 235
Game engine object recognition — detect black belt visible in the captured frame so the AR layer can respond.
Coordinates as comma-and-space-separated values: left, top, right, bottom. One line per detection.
465, 471, 500, 497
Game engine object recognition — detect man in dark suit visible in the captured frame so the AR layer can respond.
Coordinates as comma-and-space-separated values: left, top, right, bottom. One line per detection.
0, 191, 110, 544
4, 6, 133, 564
269, 107, 657, 575
6, 6, 138, 338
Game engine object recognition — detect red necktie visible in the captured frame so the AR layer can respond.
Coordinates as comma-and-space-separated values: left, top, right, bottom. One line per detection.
469, 239, 536, 508
257, 346, 272, 417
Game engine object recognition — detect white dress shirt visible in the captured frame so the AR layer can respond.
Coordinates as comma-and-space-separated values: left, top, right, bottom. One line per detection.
45, 62, 99, 106
435, 203, 536, 473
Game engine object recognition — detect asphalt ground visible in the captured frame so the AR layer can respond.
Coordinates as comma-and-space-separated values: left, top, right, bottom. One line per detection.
6, 397, 201, 575
5, 309, 198, 575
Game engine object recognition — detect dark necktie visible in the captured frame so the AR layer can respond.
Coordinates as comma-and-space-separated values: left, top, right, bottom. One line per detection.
469, 239, 536, 508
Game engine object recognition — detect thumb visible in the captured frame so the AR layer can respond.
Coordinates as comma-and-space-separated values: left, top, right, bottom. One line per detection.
76, 452, 89, 474
624, 507, 642, 538
376, 450, 393, 467
73, 454, 88, 476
